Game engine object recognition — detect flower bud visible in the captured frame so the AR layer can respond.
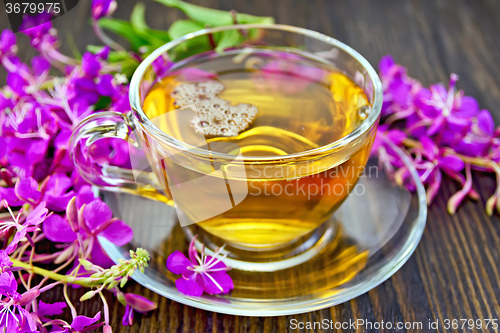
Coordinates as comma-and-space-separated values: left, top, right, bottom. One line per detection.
124, 293, 157, 313
103, 325, 113, 333
79, 258, 94, 271
66, 197, 79, 232
120, 277, 128, 288
19, 288, 40, 306
116, 291, 127, 307
91, 0, 117, 20
0, 168, 14, 187
107, 281, 119, 290
80, 290, 97, 301
104, 276, 117, 285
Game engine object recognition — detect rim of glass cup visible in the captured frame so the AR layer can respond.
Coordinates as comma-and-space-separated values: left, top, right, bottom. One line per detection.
129, 24, 383, 162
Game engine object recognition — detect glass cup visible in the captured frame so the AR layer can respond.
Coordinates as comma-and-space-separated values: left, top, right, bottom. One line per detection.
70, 24, 382, 271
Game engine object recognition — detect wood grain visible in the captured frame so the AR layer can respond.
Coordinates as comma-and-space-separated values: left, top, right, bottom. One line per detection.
1, 0, 500, 332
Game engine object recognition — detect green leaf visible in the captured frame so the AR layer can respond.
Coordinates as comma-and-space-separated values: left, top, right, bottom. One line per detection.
168, 19, 205, 39
147, 29, 171, 42
154, 0, 274, 27
98, 18, 149, 51
93, 96, 112, 111
215, 29, 243, 53
130, 4, 170, 49
131, 3, 148, 34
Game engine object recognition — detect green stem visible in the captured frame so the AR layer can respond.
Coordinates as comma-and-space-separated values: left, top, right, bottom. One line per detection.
10, 259, 92, 287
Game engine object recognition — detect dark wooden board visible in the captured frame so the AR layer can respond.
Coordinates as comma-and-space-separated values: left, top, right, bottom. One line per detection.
1, 0, 500, 332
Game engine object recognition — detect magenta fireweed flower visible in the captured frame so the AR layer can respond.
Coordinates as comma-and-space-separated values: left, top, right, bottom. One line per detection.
413, 74, 479, 136
0, 270, 38, 332
91, 0, 117, 20
167, 236, 233, 297
43, 193, 133, 268
15, 175, 74, 211
0, 200, 48, 254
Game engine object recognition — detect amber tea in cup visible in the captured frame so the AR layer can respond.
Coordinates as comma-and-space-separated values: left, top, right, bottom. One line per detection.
142, 49, 374, 249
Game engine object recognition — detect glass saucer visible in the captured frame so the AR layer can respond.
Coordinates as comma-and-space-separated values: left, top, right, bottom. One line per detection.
99, 144, 427, 316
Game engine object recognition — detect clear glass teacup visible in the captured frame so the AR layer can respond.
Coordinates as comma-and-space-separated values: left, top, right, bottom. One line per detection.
70, 24, 382, 271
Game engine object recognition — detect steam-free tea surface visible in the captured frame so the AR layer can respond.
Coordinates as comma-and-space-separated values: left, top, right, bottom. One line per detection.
141, 49, 375, 248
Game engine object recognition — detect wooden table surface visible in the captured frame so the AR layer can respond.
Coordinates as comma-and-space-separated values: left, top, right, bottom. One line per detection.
2, 0, 500, 332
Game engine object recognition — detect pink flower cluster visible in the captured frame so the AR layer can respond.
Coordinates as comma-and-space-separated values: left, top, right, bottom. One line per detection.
374, 55, 500, 214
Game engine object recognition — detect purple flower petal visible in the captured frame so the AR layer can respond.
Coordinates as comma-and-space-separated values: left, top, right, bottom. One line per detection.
0, 250, 12, 269
31, 56, 50, 76
438, 155, 465, 172
123, 293, 157, 313
0, 30, 17, 56
26, 202, 48, 225
81, 52, 101, 77
122, 305, 133, 326
96, 74, 116, 96
38, 300, 67, 317
0, 136, 7, 160
46, 191, 75, 212
91, 0, 117, 20
83, 199, 113, 232
43, 214, 77, 243
199, 271, 233, 295
76, 185, 95, 208
18, 306, 37, 332
45, 173, 72, 196
426, 115, 444, 136
455, 95, 479, 118
5, 225, 28, 254
176, 271, 203, 297
0, 187, 23, 207
476, 109, 494, 136
420, 136, 438, 160
378, 55, 395, 76
414, 88, 439, 118
89, 242, 115, 269
15, 178, 41, 204
166, 251, 192, 275
99, 220, 133, 246
0, 271, 18, 296
71, 312, 101, 331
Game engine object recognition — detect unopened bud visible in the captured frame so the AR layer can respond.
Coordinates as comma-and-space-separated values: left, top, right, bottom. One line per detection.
120, 277, 128, 288
19, 288, 40, 306
80, 290, 97, 301
107, 281, 119, 290
66, 197, 79, 232
79, 258, 94, 271
116, 291, 127, 307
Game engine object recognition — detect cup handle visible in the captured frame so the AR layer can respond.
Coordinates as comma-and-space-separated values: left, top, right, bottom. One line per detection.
69, 111, 172, 204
